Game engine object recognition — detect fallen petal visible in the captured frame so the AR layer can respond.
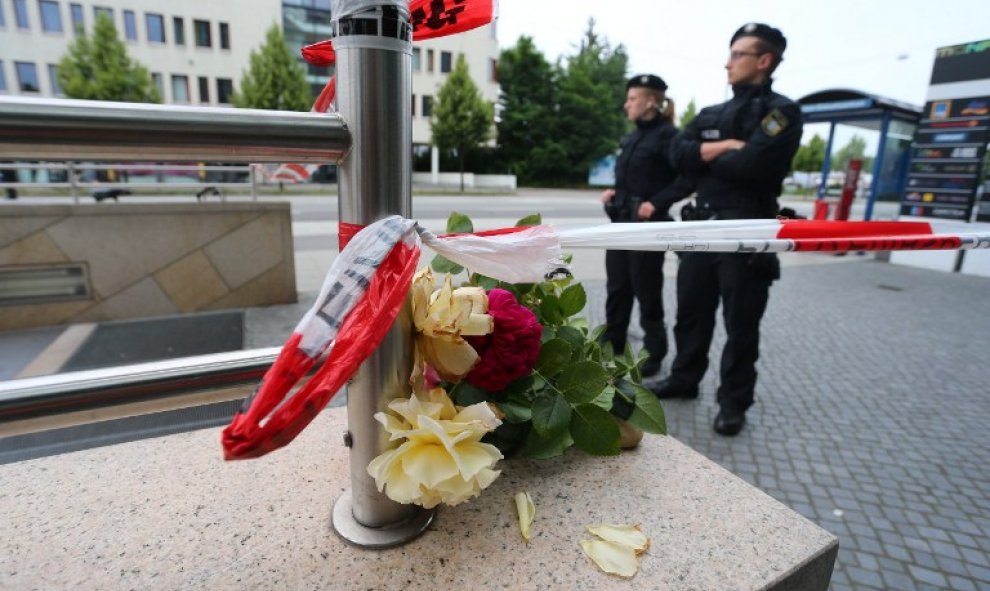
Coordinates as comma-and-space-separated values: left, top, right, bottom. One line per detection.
587, 524, 650, 554
579, 539, 639, 578
515, 491, 535, 541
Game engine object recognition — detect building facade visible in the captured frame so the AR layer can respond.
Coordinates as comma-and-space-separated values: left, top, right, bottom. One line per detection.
1, 0, 499, 147
0, 0, 281, 106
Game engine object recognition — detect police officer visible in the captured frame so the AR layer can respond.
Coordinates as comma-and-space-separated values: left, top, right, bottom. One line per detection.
600, 74, 693, 376
651, 24, 803, 436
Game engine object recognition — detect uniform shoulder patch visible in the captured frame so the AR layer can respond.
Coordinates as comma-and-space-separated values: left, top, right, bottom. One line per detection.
761, 109, 789, 136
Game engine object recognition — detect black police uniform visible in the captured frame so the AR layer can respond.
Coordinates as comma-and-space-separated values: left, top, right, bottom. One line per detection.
663, 79, 802, 415
603, 79, 693, 369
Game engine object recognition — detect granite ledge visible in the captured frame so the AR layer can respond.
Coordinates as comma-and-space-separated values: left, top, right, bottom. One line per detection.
0, 408, 837, 590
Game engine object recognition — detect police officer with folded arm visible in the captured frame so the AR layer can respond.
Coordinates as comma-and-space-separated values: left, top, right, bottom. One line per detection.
600, 74, 694, 377
650, 24, 802, 436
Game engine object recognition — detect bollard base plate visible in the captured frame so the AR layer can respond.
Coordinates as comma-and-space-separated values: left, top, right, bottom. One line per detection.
331, 489, 435, 549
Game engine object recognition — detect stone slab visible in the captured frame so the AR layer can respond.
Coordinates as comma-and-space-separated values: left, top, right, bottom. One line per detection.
0, 409, 836, 590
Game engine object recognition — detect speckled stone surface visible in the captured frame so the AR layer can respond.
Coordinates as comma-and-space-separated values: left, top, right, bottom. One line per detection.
0, 409, 836, 590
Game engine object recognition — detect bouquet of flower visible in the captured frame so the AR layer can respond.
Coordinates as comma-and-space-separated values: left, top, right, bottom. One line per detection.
367, 212, 666, 509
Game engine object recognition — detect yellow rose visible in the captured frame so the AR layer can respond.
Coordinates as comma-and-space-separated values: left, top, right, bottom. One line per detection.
410, 269, 493, 382
367, 388, 503, 508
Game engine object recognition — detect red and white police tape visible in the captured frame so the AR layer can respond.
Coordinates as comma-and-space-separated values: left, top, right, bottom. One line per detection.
221, 216, 990, 459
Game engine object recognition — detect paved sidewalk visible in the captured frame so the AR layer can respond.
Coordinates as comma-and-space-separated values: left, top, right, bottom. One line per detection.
593, 259, 990, 591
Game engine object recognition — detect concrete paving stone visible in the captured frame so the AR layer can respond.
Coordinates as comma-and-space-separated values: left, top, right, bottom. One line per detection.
904, 536, 933, 553
935, 555, 972, 578
853, 551, 880, 571
963, 547, 990, 569
946, 575, 979, 591
910, 550, 941, 570
949, 531, 979, 549
966, 563, 990, 583
877, 556, 909, 574
907, 565, 949, 587
879, 569, 919, 591
846, 565, 885, 589
929, 539, 964, 560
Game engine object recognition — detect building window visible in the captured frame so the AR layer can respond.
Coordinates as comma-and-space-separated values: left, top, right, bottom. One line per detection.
93, 6, 113, 24
194, 19, 211, 48
39, 0, 63, 33
14, 0, 29, 29
69, 3, 83, 33
47, 64, 62, 95
15, 62, 39, 92
0, 62, 7, 92
171, 75, 189, 103
412, 47, 421, 72
123, 10, 136, 40
219, 22, 229, 50
151, 72, 163, 98
172, 17, 184, 45
489, 58, 497, 82
216, 78, 233, 104
198, 76, 209, 103
440, 51, 452, 73
427, 49, 434, 73
146, 13, 164, 43
0, 3, 5, 27
422, 95, 432, 118
411, 94, 416, 116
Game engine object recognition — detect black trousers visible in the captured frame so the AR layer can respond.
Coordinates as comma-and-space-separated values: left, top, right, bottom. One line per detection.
604, 249, 667, 361
669, 252, 777, 412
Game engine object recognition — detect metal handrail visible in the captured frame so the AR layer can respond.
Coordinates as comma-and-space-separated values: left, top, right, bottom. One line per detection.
0, 96, 351, 437
0, 96, 350, 163
0, 348, 281, 438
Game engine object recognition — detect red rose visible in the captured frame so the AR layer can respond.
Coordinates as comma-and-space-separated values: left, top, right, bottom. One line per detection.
465, 289, 542, 392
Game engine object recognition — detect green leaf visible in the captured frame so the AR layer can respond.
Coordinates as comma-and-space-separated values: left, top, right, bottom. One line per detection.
522, 427, 574, 459
535, 338, 571, 378
531, 393, 572, 436
446, 211, 474, 234
555, 325, 586, 355
558, 361, 609, 404
539, 296, 564, 325
588, 324, 607, 344
431, 254, 464, 275
569, 404, 621, 456
471, 273, 499, 290
499, 399, 533, 423
559, 284, 587, 317
627, 384, 668, 435
501, 374, 535, 398
451, 382, 489, 407
515, 213, 542, 227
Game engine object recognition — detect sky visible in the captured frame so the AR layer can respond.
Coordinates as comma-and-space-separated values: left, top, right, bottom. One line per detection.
496, 0, 990, 147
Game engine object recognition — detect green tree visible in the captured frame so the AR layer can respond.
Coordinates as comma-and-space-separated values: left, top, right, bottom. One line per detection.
678, 98, 697, 129
832, 134, 872, 172
554, 19, 629, 185
792, 133, 826, 172
57, 12, 160, 102
495, 36, 566, 185
232, 24, 310, 111
430, 55, 495, 191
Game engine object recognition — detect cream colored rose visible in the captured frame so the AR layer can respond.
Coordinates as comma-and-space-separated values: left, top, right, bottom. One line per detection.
367, 388, 503, 508
410, 268, 493, 382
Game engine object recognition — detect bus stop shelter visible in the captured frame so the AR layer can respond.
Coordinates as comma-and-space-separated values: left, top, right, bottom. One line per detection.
798, 89, 922, 220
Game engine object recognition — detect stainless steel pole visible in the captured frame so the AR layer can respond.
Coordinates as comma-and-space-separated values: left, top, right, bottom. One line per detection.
329, 2, 433, 548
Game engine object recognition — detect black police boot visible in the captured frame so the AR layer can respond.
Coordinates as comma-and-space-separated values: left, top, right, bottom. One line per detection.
650, 377, 698, 400
713, 407, 746, 436
640, 356, 663, 378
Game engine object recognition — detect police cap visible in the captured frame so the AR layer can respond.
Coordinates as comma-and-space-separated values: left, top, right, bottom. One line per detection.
626, 74, 667, 92
730, 23, 786, 53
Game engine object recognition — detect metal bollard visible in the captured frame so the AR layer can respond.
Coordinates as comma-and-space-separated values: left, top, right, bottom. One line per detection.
329, 1, 434, 548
